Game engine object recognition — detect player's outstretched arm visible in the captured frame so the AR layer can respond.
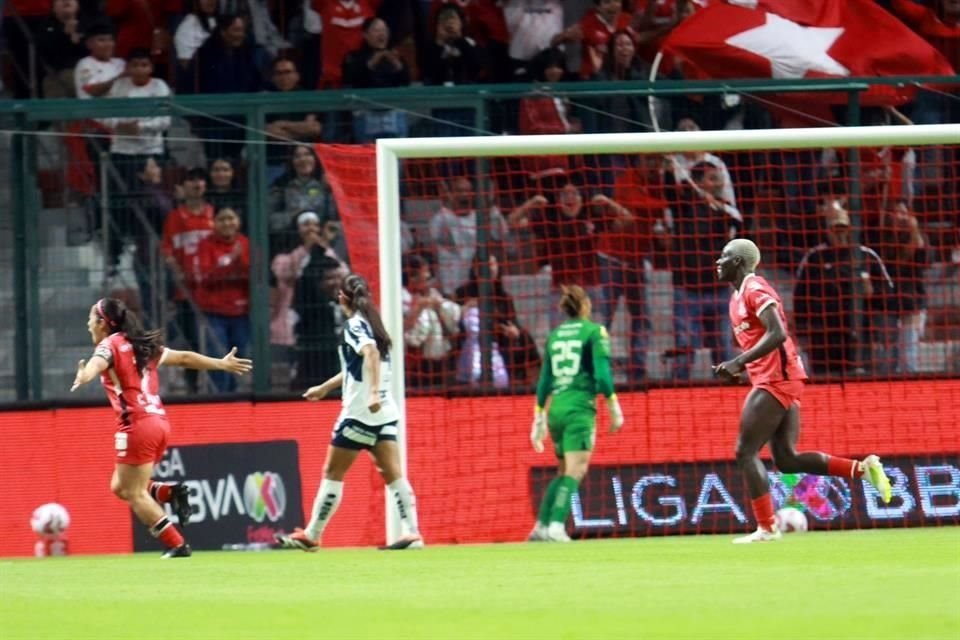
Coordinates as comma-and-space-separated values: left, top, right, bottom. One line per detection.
161, 346, 253, 375
303, 372, 344, 401
714, 305, 786, 380
70, 356, 109, 391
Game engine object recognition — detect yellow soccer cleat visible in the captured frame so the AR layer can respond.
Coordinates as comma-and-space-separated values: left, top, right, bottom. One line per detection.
862, 455, 892, 504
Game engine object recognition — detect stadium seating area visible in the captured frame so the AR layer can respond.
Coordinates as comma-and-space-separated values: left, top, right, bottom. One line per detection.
0, 0, 958, 400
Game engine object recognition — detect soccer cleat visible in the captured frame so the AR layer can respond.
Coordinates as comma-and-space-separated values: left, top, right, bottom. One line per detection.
545, 523, 571, 543
274, 527, 320, 552
378, 534, 424, 550
527, 524, 547, 542
171, 483, 192, 527
732, 527, 783, 544
862, 455, 892, 504
160, 544, 192, 558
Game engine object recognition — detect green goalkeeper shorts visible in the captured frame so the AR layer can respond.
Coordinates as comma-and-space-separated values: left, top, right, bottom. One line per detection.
547, 413, 596, 458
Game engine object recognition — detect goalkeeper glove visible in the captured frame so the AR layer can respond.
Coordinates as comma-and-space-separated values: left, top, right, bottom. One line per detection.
607, 394, 624, 433
530, 406, 547, 453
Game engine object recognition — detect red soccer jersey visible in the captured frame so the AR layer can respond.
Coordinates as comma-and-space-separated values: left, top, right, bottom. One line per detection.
578, 9, 633, 78
93, 333, 168, 427
729, 274, 808, 385
314, 0, 374, 88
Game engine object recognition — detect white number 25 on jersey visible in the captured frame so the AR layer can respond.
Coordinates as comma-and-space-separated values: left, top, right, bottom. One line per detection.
550, 339, 582, 377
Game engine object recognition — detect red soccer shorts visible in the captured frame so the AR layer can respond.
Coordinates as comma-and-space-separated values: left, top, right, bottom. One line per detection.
114, 416, 171, 465
750, 380, 805, 411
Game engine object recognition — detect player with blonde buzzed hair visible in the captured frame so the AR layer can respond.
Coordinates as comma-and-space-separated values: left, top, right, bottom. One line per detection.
713, 239, 892, 543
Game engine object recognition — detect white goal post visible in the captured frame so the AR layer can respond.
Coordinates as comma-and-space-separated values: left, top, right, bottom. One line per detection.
375, 123, 960, 543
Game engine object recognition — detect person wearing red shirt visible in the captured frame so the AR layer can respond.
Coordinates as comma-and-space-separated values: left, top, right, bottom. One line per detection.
713, 239, 893, 544
313, 0, 375, 88
161, 168, 214, 393
70, 297, 252, 557
195, 207, 250, 392
594, 154, 670, 379
552, 0, 633, 79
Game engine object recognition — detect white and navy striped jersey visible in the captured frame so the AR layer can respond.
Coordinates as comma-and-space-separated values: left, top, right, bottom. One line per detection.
339, 313, 398, 426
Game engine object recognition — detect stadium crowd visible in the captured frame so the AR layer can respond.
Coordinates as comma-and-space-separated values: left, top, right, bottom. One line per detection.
2, 0, 959, 393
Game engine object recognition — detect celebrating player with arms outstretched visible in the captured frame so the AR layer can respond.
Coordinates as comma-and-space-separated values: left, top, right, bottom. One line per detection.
70, 298, 253, 557
275, 274, 423, 551
529, 286, 624, 542
713, 240, 892, 543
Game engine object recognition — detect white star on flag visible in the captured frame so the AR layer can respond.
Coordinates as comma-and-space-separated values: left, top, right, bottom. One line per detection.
725, 12, 850, 79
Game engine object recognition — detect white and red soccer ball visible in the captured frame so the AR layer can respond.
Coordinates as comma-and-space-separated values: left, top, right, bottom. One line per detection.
30, 503, 71, 538
775, 507, 809, 533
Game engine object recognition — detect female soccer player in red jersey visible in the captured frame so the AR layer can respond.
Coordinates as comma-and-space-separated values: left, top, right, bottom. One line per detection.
70, 297, 253, 557
713, 239, 892, 543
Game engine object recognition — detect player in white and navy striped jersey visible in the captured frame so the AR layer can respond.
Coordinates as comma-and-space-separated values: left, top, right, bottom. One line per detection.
276, 274, 423, 551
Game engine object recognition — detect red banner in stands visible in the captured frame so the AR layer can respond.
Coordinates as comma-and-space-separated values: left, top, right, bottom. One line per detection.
2, 379, 959, 557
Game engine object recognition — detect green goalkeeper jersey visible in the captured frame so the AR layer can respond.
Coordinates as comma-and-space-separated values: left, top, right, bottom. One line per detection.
536, 318, 615, 417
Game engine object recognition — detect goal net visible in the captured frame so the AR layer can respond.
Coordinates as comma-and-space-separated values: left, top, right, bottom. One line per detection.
316, 125, 960, 544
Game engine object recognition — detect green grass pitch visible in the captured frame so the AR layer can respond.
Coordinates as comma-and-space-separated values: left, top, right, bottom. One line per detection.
2, 528, 958, 639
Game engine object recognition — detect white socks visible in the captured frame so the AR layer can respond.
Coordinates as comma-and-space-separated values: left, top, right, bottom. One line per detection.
305, 479, 343, 541
388, 478, 420, 535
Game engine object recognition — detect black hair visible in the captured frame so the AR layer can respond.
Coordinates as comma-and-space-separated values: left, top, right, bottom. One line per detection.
184, 167, 207, 182
340, 274, 392, 354
401, 253, 428, 287
126, 47, 152, 62
690, 161, 718, 184
217, 13, 243, 33
530, 47, 567, 83
194, 0, 218, 33
85, 21, 114, 38
362, 16, 385, 32
96, 297, 164, 372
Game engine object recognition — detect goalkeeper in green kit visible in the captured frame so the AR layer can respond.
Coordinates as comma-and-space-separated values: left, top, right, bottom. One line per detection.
529, 285, 624, 542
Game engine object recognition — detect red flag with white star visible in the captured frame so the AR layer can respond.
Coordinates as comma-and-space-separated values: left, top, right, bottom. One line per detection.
663, 0, 954, 109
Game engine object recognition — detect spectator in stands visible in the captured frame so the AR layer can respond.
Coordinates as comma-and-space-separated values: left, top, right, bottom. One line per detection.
195, 206, 250, 392
105, 0, 160, 60
402, 253, 462, 388
270, 210, 348, 382
265, 57, 323, 180
591, 30, 658, 133
872, 202, 930, 374
794, 200, 894, 377
130, 157, 173, 324
429, 175, 510, 296
508, 180, 603, 324
631, 0, 691, 64
313, 0, 374, 89
423, 4, 485, 86
502, 0, 564, 79
455, 252, 542, 387
341, 17, 411, 142
668, 116, 737, 208
36, 0, 88, 98
429, 0, 510, 81
669, 160, 741, 380
74, 21, 126, 99
194, 14, 262, 94
192, 14, 261, 158
161, 167, 214, 393
173, 0, 219, 93
598, 153, 671, 380
207, 157, 245, 215
292, 253, 345, 391
551, 0, 632, 79
98, 47, 172, 271
518, 47, 580, 187
269, 144, 332, 254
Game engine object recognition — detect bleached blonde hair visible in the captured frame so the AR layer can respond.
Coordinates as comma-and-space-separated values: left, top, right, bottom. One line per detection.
725, 238, 761, 272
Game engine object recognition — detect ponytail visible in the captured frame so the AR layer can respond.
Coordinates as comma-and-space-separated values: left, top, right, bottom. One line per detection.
96, 298, 164, 372
340, 274, 392, 354
559, 285, 590, 319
